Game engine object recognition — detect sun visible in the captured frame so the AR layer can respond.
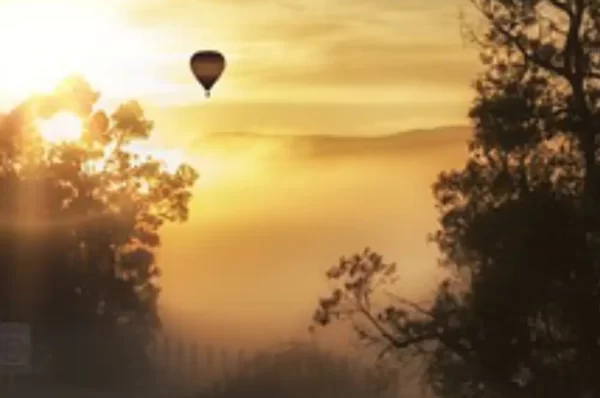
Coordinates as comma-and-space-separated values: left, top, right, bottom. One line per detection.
0, 0, 159, 103
37, 112, 83, 143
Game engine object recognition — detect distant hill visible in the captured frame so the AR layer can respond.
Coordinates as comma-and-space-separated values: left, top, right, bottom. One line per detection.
191, 125, 471, 160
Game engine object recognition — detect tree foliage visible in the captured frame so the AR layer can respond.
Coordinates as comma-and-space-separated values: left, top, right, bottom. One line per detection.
313, 1, 600, 397
0, 75, 198, 388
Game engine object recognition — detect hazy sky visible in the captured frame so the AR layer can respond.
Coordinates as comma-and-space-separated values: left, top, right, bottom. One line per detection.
0, 0, 479, 349
0, 0, 479, 139
157, 127, 470, 347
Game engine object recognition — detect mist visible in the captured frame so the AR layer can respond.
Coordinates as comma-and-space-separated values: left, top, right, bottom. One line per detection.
156, 126, 471, 351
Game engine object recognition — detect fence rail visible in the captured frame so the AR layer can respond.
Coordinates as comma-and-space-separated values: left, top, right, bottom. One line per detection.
147, 334, 406, 398
0, 333, 410, 398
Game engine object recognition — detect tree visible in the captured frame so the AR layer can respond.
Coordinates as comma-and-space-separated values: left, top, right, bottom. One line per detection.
312, 1, 600, 397
0, 75, 198, 388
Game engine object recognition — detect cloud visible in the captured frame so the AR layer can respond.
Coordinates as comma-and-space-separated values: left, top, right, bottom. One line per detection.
234, 39, 478, 89
123, 0, 480, 102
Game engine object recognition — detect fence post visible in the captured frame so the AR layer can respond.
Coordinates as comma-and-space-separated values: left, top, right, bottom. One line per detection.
389, 372, 400, 398
146, 335, 156, 389
190, 341, 199, 393
232, 349, 242, 382
178, 338, 187, 395
220, 348, 229, 383
163, 335, 171, 393
205, 345, 214, 392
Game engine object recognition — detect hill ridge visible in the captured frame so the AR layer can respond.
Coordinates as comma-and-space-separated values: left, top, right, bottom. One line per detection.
197, 124, 470, 141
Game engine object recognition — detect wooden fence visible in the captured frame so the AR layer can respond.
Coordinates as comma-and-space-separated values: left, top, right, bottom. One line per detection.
147, 334, 407, 398
0, 333, 411, 398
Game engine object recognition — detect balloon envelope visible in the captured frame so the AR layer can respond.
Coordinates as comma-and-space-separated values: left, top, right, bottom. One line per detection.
190, 50, 226, 98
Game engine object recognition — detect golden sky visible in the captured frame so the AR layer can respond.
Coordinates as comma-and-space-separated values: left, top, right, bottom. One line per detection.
158, 126, 470, 346
0, 0, 479, 140
0, 0, 480, 348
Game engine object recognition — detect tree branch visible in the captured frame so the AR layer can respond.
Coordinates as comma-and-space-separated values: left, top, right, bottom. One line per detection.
547, 0, 573, 17
384, 292, 435, 318
486, 11, 566, 76
356, 301, 439, 351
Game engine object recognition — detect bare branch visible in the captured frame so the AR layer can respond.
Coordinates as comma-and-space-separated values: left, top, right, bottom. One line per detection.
376, 344, 395, 360
384, 292, 436, 318
356, 301, 439, 351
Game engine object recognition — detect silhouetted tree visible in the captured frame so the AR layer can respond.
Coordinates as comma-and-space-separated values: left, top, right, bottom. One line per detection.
312, 1, 600, 397
0, 75, 198, 388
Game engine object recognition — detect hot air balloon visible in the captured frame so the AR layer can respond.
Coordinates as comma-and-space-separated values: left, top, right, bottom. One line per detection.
190, 50, 226, 98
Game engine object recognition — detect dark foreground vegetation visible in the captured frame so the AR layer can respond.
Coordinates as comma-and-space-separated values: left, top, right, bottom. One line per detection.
314, 1, 600, 397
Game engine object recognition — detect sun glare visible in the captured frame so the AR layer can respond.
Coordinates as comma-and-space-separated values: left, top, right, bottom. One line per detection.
124, 143, 251, 187
0, 1, 159, 103
37, 112, 83, 143
125, 143, 187, 175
